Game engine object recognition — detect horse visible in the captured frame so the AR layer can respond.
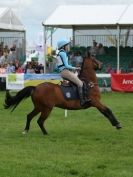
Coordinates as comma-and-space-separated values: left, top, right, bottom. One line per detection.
4, 55, 122, 135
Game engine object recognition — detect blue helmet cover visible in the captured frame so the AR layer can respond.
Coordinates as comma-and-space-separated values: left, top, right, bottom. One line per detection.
57, 39, 70, 49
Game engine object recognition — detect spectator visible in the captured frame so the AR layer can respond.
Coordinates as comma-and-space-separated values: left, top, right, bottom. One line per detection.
73, 51, 83, 67
89, 40, 98, 56
105, 64, 114, 74
3, 45, 10, 55
24, 62, 30, 73
0, 42, 4, 53
16, 65, 24, 73
0, 64, 7, 74
8, 45, 17, 62
39, 64, 44, 73
6, 61, 15, 73
26, 64, 35, 74
34, 62, 41, 74
98, 43, 106, 55
0, 52, 8, 64
128, 60, 133, 72
14, 59, 20, 70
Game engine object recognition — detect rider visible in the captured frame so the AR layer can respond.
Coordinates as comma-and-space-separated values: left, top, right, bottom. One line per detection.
56, 38, 91, 106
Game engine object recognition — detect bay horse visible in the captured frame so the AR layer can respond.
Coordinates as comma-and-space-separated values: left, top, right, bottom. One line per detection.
4, 55, 122, 135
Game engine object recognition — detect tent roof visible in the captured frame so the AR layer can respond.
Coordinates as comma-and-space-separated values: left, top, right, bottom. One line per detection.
119, 4, 133, 24
0, 8, 25, 31
44, 4, 133, 28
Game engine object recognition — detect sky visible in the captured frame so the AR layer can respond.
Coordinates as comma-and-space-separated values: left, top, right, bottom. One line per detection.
1, 0, 133, 49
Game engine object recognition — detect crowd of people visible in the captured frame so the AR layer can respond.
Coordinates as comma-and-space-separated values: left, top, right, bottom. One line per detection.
24, 61, 44, 74
0, 42, 44, 74
0, 40, 133, 74
69, 40, 133, 74
89, 40, 106, 56
68, 40, 106, 69
0, 60, 44, 74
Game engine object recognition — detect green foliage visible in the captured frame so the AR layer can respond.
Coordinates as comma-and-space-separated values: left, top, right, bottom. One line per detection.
46, 55, 55, 62
31, 57, 38, 61
0, 91, 133, 177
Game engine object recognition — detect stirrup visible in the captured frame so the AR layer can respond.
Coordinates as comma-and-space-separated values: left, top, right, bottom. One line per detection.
85, 98, 91, 103
80, 98, 91, 106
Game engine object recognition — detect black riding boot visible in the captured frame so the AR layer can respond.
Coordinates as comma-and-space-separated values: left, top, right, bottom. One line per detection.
78, 87, 91, 106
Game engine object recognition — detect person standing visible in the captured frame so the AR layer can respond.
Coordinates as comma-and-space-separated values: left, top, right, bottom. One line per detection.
89, 40, 98, 56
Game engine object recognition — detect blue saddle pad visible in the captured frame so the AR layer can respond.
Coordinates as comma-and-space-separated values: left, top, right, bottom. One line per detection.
60, 85, 79, 100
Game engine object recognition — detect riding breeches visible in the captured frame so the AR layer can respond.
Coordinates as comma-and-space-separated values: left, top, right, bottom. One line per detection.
60, 69, 83, 87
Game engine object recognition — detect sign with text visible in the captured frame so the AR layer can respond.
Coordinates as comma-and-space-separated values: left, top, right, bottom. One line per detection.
111, 73, 133, 92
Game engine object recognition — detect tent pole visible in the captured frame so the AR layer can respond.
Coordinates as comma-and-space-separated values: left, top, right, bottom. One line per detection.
43, 25, 47, 73
72, 26, 75, 46
24, 30, 26, 60
117, 24, 120, 73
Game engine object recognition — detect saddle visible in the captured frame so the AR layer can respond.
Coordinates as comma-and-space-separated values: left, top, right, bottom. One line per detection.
59, 79, 93, 100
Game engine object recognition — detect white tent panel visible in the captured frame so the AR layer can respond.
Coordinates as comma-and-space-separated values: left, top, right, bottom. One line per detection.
44, 5, 127, 27
0, 8, 25, 31
0, 8, 8, 18
119, 4, 133, 24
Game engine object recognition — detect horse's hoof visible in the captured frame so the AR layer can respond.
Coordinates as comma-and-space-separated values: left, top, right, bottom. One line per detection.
43, 132, 48, 135
116, 123, 122, 129
22, 130, 28, 134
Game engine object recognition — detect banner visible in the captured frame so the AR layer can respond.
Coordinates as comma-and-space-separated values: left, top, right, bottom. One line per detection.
24, 74, 61, 86
111, 73, 133, 92
5, 73, 111, 91
6, 74, 24, 90
6, 74, 61, 90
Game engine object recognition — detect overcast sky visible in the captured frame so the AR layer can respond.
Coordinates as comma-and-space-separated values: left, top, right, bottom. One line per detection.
1, 0, 133, 48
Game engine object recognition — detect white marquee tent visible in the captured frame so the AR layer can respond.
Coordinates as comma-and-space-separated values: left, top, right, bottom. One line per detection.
0, 8, 25, 31
0, 8, 26, 61
43, 4, 133, 73
44, 5, 131, 27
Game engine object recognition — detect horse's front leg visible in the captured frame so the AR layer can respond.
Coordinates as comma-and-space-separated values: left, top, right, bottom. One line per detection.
93, 101, 122, 129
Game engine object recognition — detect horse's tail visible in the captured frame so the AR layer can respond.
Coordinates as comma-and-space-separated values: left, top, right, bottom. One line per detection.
4, 86, 35, 112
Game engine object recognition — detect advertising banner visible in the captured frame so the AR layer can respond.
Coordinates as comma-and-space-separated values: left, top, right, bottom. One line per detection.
111, 73, 133, 92
6, 74, 61, 90
5, 73, 112, 91
24, 74, 61, 86
6, 74, 24, 90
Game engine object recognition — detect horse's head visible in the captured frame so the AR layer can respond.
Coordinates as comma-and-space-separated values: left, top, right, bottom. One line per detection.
91, 57, 103, 70
81, 51, 102, 71
81, 55, 102, 71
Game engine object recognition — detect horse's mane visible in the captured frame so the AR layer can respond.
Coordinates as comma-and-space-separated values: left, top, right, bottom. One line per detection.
79, 51, 91, 76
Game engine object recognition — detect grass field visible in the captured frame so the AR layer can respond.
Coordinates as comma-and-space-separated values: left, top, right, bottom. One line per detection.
0, 91, 133, 177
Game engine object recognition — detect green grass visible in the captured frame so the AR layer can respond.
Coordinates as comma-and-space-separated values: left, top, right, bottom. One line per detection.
0, 91, 133, 177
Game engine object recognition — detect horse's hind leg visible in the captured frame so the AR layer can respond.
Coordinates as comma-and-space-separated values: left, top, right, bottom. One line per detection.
23, 108, 40, 134
93, 101, 122, 129
37, 107, 53, 135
